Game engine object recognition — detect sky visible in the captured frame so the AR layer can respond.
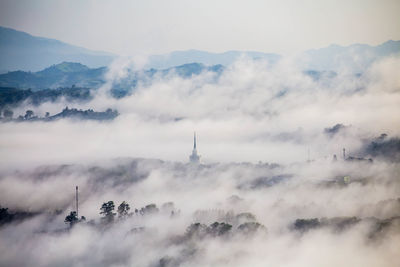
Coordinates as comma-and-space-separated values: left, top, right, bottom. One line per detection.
0, 0, 399, 56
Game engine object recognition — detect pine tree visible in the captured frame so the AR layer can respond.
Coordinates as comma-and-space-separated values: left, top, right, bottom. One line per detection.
100, 201, 116, 224
117, 201, 130, 219
64, 211, 78, 227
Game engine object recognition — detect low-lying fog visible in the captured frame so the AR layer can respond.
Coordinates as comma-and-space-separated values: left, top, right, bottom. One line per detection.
0, 56, 399, 266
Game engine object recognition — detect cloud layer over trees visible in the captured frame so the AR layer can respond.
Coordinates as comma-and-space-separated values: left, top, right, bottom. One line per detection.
0, 55, 399, 266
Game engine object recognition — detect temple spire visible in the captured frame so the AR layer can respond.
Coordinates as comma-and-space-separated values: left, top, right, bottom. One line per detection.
189, 132, 200, 163
194, 132, 197, 150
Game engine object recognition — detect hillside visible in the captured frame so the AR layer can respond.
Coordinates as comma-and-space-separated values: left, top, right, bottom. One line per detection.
0, 62, 224, 91
0, 62, 107, 89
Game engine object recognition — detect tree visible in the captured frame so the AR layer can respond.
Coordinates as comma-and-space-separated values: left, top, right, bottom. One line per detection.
24, 110, 34, 120
3, 109, 13, 119
64, 211, 78, 227
0, 206, 13, 225
139, 204, 159, 215
100, 201, 116, 224
207, 222, 232, 237
117, 201, 130, 219
185, 223, 207, 239
237, 222, 267, 235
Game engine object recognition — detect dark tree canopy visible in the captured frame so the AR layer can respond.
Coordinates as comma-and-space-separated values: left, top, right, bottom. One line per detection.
237, 222, 267, 235
185, 222, 232, 239
139, 204, 159, 215
24, 110, 34, 119
64, 211, 78, 227
185, 223, 208, 239
117, 201, 130, 218
100, 201, 116, 224
207, 222, 232, 237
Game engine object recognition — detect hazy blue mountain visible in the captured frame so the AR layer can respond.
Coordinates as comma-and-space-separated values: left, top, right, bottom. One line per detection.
0, 62, 224, 90
146, 50, 281, 69
2, 26, 399, 74
0, 62, 107, 89
0, 87, 93, 109
163, 62, 224, 77
0, 26, 115, 72
109, 62, 224, 97
300, 40, 400, 72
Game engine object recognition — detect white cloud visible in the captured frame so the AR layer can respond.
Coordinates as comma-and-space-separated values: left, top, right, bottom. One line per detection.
0, 55, 399, 266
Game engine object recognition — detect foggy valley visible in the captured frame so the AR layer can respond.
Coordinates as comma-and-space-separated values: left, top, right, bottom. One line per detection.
1, 54, 399, 266
1, 1, 400, 266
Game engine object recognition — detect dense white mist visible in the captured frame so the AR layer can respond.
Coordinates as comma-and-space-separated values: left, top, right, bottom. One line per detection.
0, 55, 399, 266
2, 56, 400, 168
0, 158, 399, 266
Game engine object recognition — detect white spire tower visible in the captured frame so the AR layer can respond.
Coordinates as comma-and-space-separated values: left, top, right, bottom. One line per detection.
189, 132, 200, 163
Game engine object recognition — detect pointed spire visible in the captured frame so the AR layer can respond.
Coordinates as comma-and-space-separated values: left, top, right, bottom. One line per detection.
194, 132, 197, 150
189, 132, 200, 163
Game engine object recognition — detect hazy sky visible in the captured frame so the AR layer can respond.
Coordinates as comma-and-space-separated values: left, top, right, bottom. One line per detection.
1, 0, 400, 55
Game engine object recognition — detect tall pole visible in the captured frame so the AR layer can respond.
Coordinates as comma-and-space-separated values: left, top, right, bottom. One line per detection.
76, 186, 78, 218
343, 148, 346, 160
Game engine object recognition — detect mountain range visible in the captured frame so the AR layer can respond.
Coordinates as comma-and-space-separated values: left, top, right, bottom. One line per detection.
1, 26, 399, 73
0, 26, 281, 72
300, 40, 400, 72
0, 62, 107, 89
0, 61, 224, 90
146, 50, 281, 69
0, 26, 115, 72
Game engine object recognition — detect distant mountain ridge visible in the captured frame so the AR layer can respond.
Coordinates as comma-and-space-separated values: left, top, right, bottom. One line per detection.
146, 49, 281, 69
300, 40, 400, 72
1, 26, 399, 73
0, 62, 107, 89
0, 26, 115, 72
0, 62, 224, 90
38, 62, 90, 74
